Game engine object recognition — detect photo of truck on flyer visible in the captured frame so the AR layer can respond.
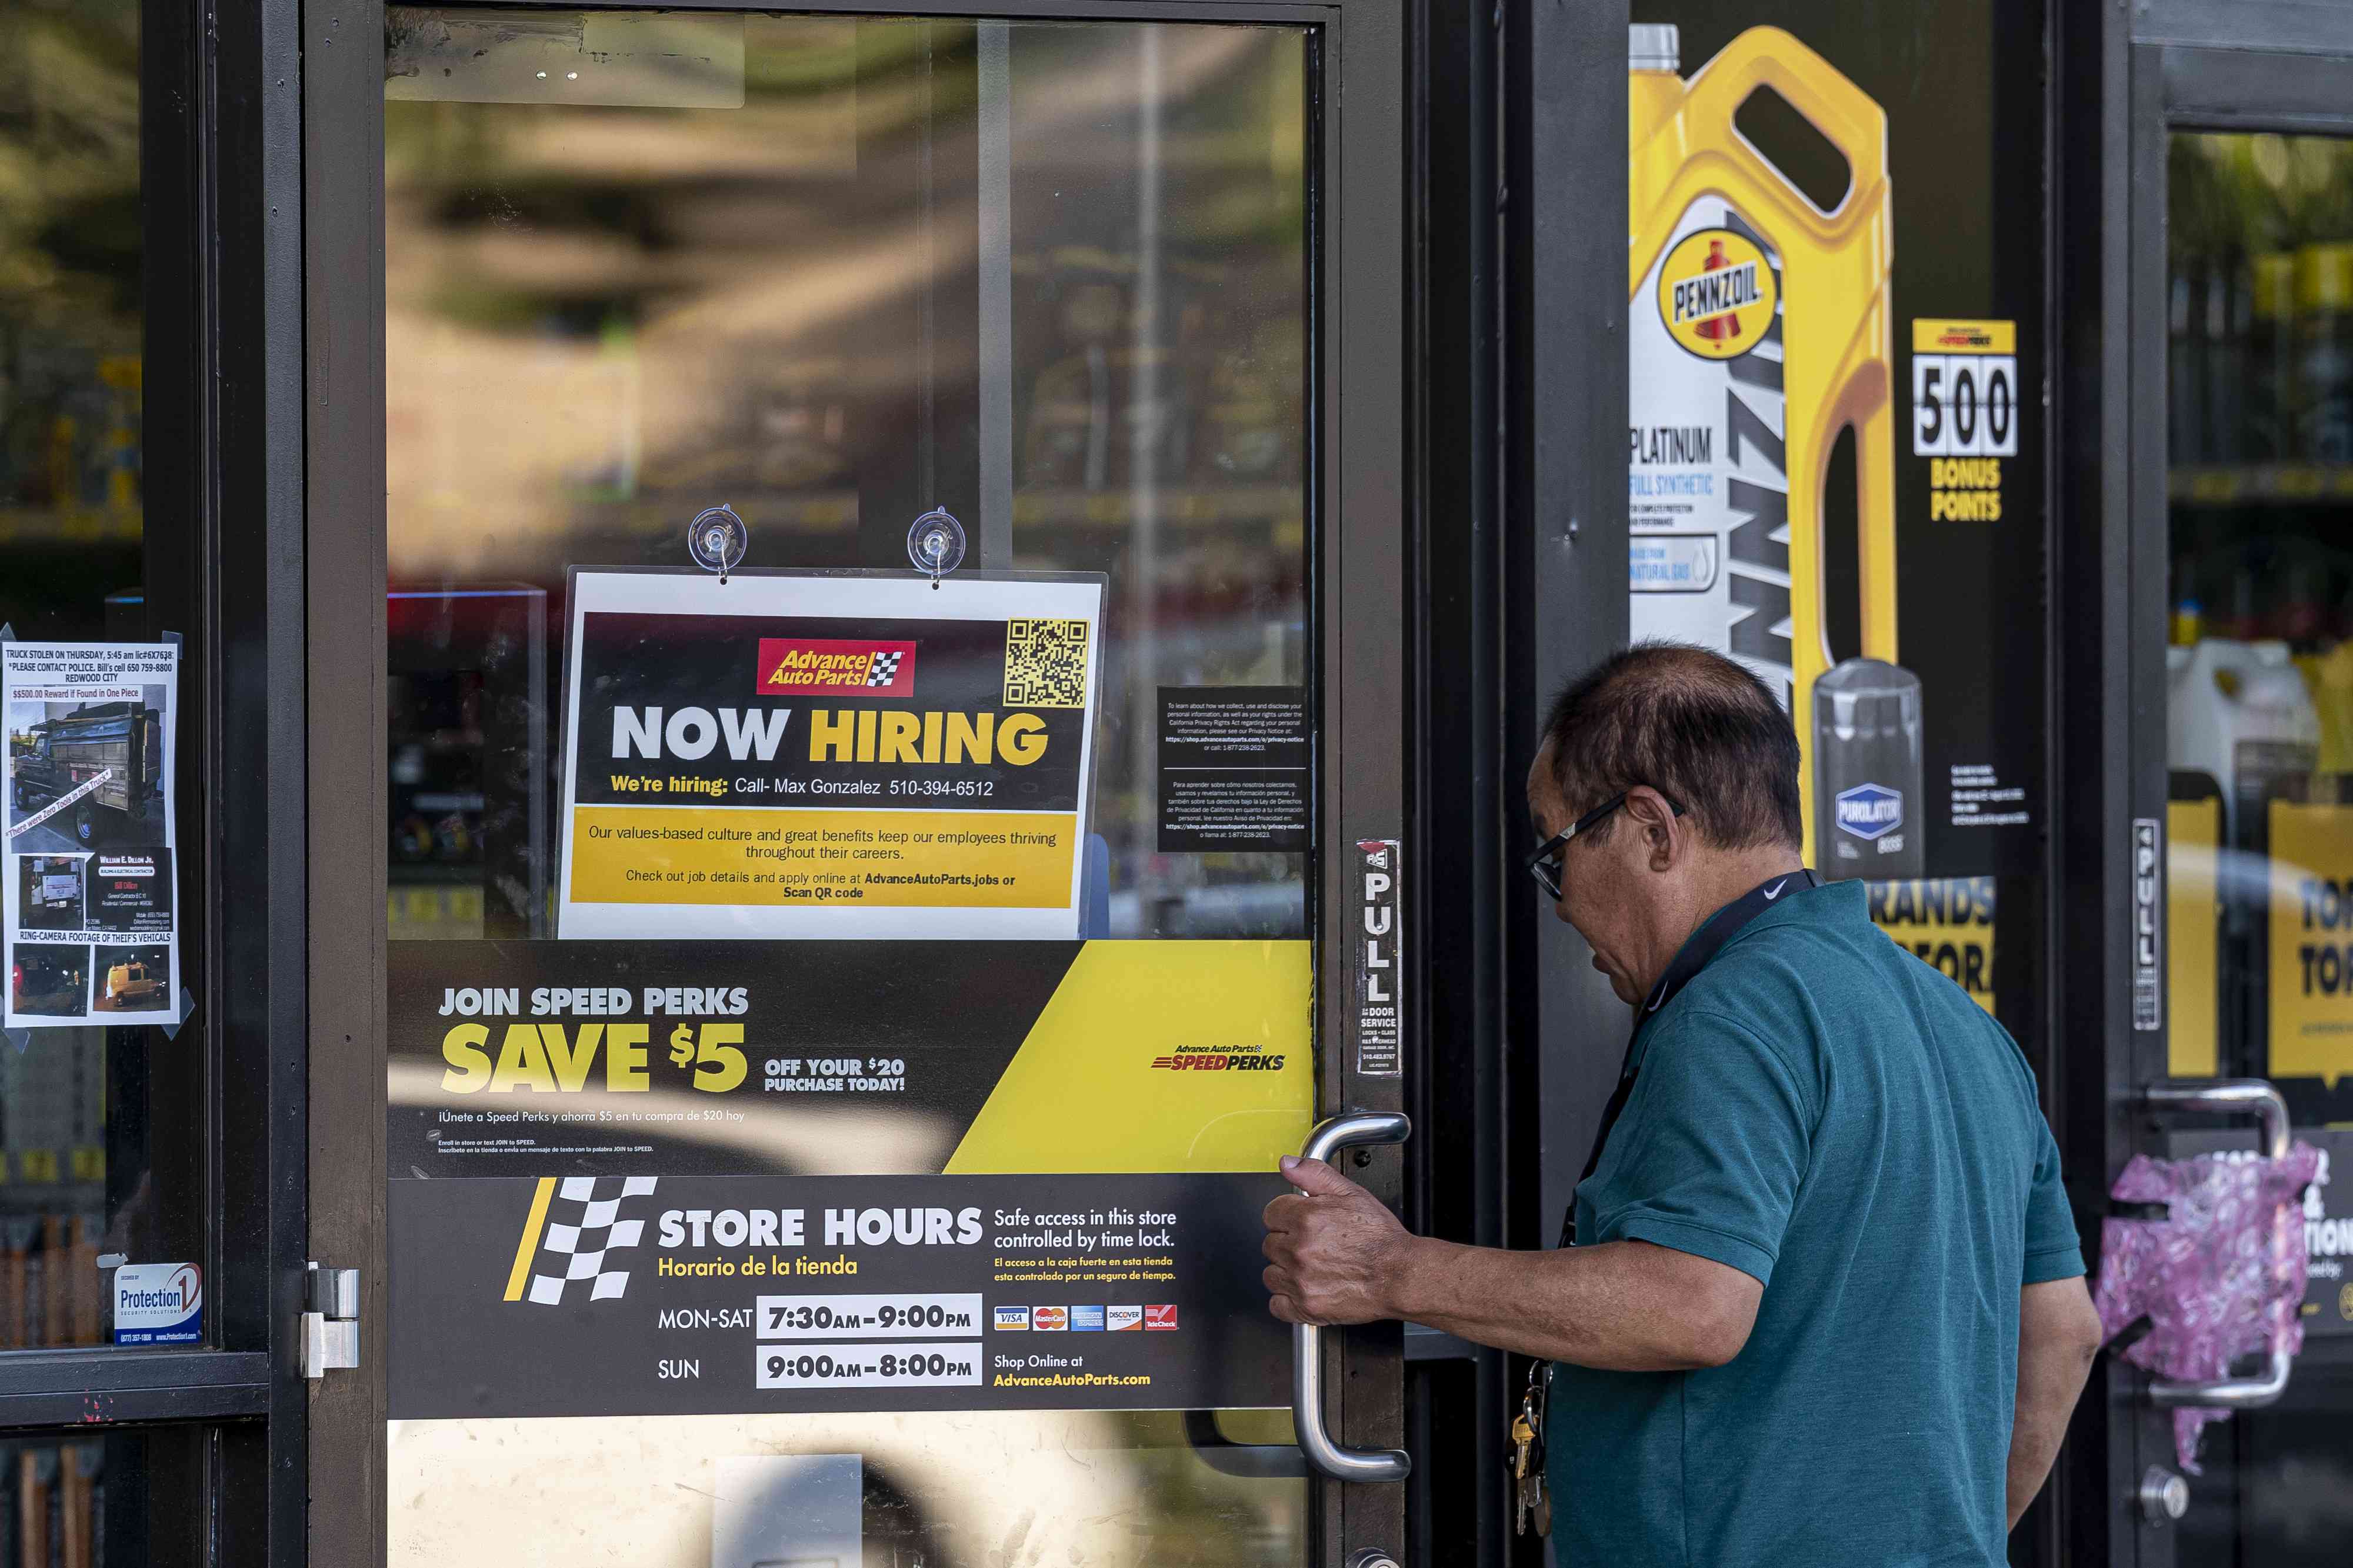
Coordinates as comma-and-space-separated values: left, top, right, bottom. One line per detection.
7, 694, 166, 849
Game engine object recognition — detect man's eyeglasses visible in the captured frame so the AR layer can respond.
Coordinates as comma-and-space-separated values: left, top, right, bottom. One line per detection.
1524, 790, 1687, 902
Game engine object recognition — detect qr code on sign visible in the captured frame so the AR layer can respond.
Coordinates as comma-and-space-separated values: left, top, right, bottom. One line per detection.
1004, 619, 1091, 708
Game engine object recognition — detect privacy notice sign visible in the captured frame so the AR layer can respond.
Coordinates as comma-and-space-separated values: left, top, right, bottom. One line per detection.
556, 569, 1104, 940
3, 640, 182, 1029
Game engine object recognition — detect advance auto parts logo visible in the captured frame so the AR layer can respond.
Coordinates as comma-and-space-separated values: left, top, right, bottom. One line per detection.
1658, 228, 1778, 361
756, 638, 918, 699
1150, 1042, 1287, 1073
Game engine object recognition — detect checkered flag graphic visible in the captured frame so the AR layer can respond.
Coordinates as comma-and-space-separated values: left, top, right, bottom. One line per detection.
865, 650, 903, 687
525, 1175, 658, 1305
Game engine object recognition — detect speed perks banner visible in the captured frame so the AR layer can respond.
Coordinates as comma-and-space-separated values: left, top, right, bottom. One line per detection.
558, 569, 1105, 940
386, 938, 1314, 1417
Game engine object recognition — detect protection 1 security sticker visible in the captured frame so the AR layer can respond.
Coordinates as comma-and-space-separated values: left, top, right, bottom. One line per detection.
114, 1262, 202, 1345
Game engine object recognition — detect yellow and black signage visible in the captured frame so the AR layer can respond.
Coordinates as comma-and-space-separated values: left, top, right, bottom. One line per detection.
2167, 795, 2222, 1077
386, 938, 1311, 1419
1656, 227, 1779, 359
1630, 11, 2049, 883
2268, 801, 2353, 1090
1867, 877, 1995, 1013
557, 569, 1105, 940
393, 938, 1311, 1177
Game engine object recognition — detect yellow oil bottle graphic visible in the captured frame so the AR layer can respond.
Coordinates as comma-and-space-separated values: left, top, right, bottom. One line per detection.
1629, 24, 1917, 875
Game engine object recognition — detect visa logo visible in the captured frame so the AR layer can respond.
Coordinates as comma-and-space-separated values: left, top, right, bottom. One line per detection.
992, 1306, 1029, 1331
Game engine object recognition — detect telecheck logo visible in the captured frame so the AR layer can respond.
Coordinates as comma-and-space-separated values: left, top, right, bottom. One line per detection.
756, 638, 918, 698
1144, 1305, 1179, 1331
1658, 228, 1778, 361
1033, 1306, 1069, 1331
994, 1305, 1031, 1331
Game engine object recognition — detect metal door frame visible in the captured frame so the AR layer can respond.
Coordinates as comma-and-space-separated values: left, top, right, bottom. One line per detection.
303, 2, 1410, 1564
2054, 4, 2353, 1563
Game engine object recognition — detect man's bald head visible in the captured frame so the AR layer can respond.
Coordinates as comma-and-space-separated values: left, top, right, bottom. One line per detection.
1536, 642, 1802, 852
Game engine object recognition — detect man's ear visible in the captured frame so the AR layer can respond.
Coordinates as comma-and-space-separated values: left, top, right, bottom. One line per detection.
1626, 787, 1681, 872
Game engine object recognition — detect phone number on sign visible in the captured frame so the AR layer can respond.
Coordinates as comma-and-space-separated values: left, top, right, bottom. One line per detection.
886, 778, 996, 798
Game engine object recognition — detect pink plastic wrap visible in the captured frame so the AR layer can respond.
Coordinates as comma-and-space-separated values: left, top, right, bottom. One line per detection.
2092, 1142, 2320, 1472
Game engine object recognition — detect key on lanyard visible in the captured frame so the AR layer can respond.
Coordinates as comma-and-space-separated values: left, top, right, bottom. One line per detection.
1511, 1366, 1551, 1536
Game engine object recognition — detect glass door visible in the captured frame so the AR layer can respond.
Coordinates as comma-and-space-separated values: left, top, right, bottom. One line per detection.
2147, 86, 2353, 1568
0, 0, 304, 1558
309, 4, 1411, 1565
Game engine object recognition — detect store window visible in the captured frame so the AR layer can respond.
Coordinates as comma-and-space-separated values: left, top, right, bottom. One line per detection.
384, 9, 1308, 944
0, 0, 205, 1353
2161, 125, 2353, 1565
2164, 131, 2353, 1118
383, 12, 1313, 1561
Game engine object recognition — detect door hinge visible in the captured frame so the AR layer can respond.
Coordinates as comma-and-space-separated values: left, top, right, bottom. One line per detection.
302, 1261, 361, 1379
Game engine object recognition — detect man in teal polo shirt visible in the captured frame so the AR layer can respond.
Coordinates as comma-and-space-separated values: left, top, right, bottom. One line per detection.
1262, 643, 2104, 1564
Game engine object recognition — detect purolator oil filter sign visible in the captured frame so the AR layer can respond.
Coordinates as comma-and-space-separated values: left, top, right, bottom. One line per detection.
387, 938, 1311, 1417
1628, 8, 2045, 882
557, 568, 1104, 939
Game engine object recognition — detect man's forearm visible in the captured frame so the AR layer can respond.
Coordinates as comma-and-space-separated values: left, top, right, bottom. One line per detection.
1383, 1235, 1758, 1372
2007, 1279, 2103, 1529
2006, 1365, 2083, 1527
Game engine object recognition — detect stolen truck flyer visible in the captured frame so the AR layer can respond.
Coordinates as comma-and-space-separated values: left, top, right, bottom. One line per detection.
3, 639, 182, 1030
555, 567, 1106, 940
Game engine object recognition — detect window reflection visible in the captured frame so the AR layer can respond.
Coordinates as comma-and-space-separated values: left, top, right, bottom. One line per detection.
0, 0, 143, 627
2164, 129, 2353, 1567
385, 15, 1314, 1563
386, 15, 1310, 942
2165, 132, 2353, 1124
0, 1430, 197, 1564
0, 0, 202, 1352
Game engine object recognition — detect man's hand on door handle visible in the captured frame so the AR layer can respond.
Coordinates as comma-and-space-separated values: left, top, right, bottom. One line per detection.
1260, 1153, 1764, 1372
1260, 1154, 1412, 1326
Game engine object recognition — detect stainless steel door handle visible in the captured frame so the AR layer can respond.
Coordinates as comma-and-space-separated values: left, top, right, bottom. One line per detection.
1291, 1112, 1412, 1483
2136, 1078, 2295, 1410
2141, 1079, 2289, 1159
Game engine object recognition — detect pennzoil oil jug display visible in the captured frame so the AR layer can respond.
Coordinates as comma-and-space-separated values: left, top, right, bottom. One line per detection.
1625, 5, 2051, 886
1627, 22, 1912, 872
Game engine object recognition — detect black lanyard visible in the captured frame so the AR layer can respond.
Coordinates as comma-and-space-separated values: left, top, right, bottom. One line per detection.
1557, 869, 1818, 1249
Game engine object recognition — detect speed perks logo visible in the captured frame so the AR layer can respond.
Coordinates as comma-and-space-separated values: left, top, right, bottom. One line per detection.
1149, 1042, 1286, 1073
756, 637, 918, 698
